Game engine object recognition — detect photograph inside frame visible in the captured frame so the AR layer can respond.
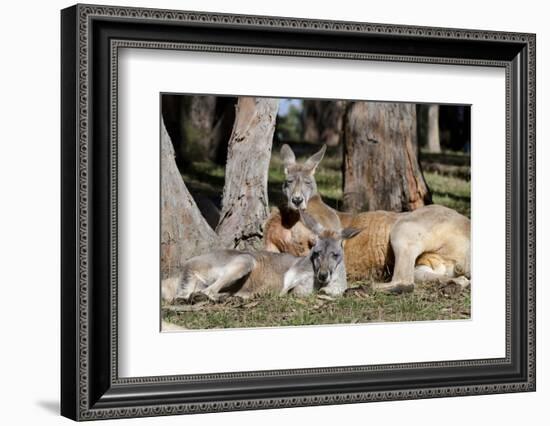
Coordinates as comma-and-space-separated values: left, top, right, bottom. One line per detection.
160, 94, 471, 331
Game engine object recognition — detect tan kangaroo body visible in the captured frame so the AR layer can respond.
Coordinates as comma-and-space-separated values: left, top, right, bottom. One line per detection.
264, 144, 471, 293
341, 205, 470, 291
338, 210, 400, 279
264, 195, 340, 255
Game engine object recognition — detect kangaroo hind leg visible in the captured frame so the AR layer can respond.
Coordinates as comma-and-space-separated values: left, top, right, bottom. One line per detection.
373, 236, 421, 294
175, 268, 209, 303
201, 254, 255, 302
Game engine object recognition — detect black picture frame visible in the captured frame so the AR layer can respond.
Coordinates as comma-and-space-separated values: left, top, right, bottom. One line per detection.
61, 4, 536, 421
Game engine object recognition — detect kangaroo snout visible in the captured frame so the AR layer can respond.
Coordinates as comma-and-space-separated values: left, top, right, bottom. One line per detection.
291, 195, 304, 209
317, 270, 330, 284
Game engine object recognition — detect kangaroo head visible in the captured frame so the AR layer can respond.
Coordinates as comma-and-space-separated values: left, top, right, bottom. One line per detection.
280, 144, 326, 211
300, 211, 361, 286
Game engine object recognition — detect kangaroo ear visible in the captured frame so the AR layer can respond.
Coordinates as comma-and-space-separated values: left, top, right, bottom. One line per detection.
340, 227, 361, 240
300, 210, 324, 236
280, 144, 296, 173
304, 145, 327, 175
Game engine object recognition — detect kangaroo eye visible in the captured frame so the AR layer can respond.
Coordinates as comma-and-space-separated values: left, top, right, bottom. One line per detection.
311, 251, 320, 258
331, 253, 340, 259
304, 179, 313, 186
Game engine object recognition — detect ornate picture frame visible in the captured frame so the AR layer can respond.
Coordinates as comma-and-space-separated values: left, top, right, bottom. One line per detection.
61, 4, 535, 420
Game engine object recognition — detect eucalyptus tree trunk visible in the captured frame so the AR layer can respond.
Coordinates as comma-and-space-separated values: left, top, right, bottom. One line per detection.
216, 97, 279, 250
343, 102, 431, 213
160, 119, 219, 278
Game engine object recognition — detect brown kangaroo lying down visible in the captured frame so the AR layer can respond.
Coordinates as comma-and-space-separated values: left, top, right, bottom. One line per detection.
264, 144, 471, 293
162, 212, 360, 303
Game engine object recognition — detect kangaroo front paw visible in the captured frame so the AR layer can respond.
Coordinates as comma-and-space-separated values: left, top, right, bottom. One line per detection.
319, 285, 345, 297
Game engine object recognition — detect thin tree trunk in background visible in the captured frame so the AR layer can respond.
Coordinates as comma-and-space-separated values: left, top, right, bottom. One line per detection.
320, 100, 347, 146
427, 104, 441, 153
302, 100, 321, 143
176, 95, 218, 164
343, 102, 431, 213
417, 104, 441, 153
160, 119, 219, 278
161, 95, 236, 167
216, 97, 279, 250
302, 100, 347, 146
210, 97, 237, 163
187, 95, 218, 153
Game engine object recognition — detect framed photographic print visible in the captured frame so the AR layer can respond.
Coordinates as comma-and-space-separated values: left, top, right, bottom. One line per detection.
61, 3, 536, 421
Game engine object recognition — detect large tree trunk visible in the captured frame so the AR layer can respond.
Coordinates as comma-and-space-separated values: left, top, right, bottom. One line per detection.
302, 100, 347, 146
160, 119, 219, 278
216, 97, 279, 250
343, 102, 431, 213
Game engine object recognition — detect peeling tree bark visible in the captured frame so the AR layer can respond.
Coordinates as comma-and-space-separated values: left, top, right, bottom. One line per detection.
343, 102, 431, 213
216, 97, 279, 250
160, 119, 219, 278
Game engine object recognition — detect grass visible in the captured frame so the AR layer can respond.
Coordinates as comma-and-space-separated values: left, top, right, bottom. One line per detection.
168, 142, 471, 330
162, 282, 470, 330
425, 172, 470, 218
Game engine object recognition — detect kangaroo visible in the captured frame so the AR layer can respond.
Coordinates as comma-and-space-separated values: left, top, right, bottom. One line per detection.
264, 144, 342, 255
167, 212, 360, 303
263, 144, 471, 294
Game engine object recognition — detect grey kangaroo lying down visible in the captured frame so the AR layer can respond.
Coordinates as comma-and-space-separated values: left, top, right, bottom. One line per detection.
166, 213, 360, 303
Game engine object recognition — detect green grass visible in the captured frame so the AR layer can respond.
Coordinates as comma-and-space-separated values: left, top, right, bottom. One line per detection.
424, 172, 470, 218
168, 142, 471, 330
162, 282, 470, 330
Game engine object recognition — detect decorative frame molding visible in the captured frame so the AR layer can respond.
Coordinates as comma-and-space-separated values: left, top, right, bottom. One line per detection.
61, 3, 536, 421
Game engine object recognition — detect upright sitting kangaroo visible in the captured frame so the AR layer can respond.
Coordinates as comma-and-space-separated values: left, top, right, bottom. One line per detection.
264, 144, 471, 293
166, 212, 360, 303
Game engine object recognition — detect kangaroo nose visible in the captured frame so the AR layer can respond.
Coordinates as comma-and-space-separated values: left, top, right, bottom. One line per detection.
292, 196, 304, 206
318, 271, 329, 282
